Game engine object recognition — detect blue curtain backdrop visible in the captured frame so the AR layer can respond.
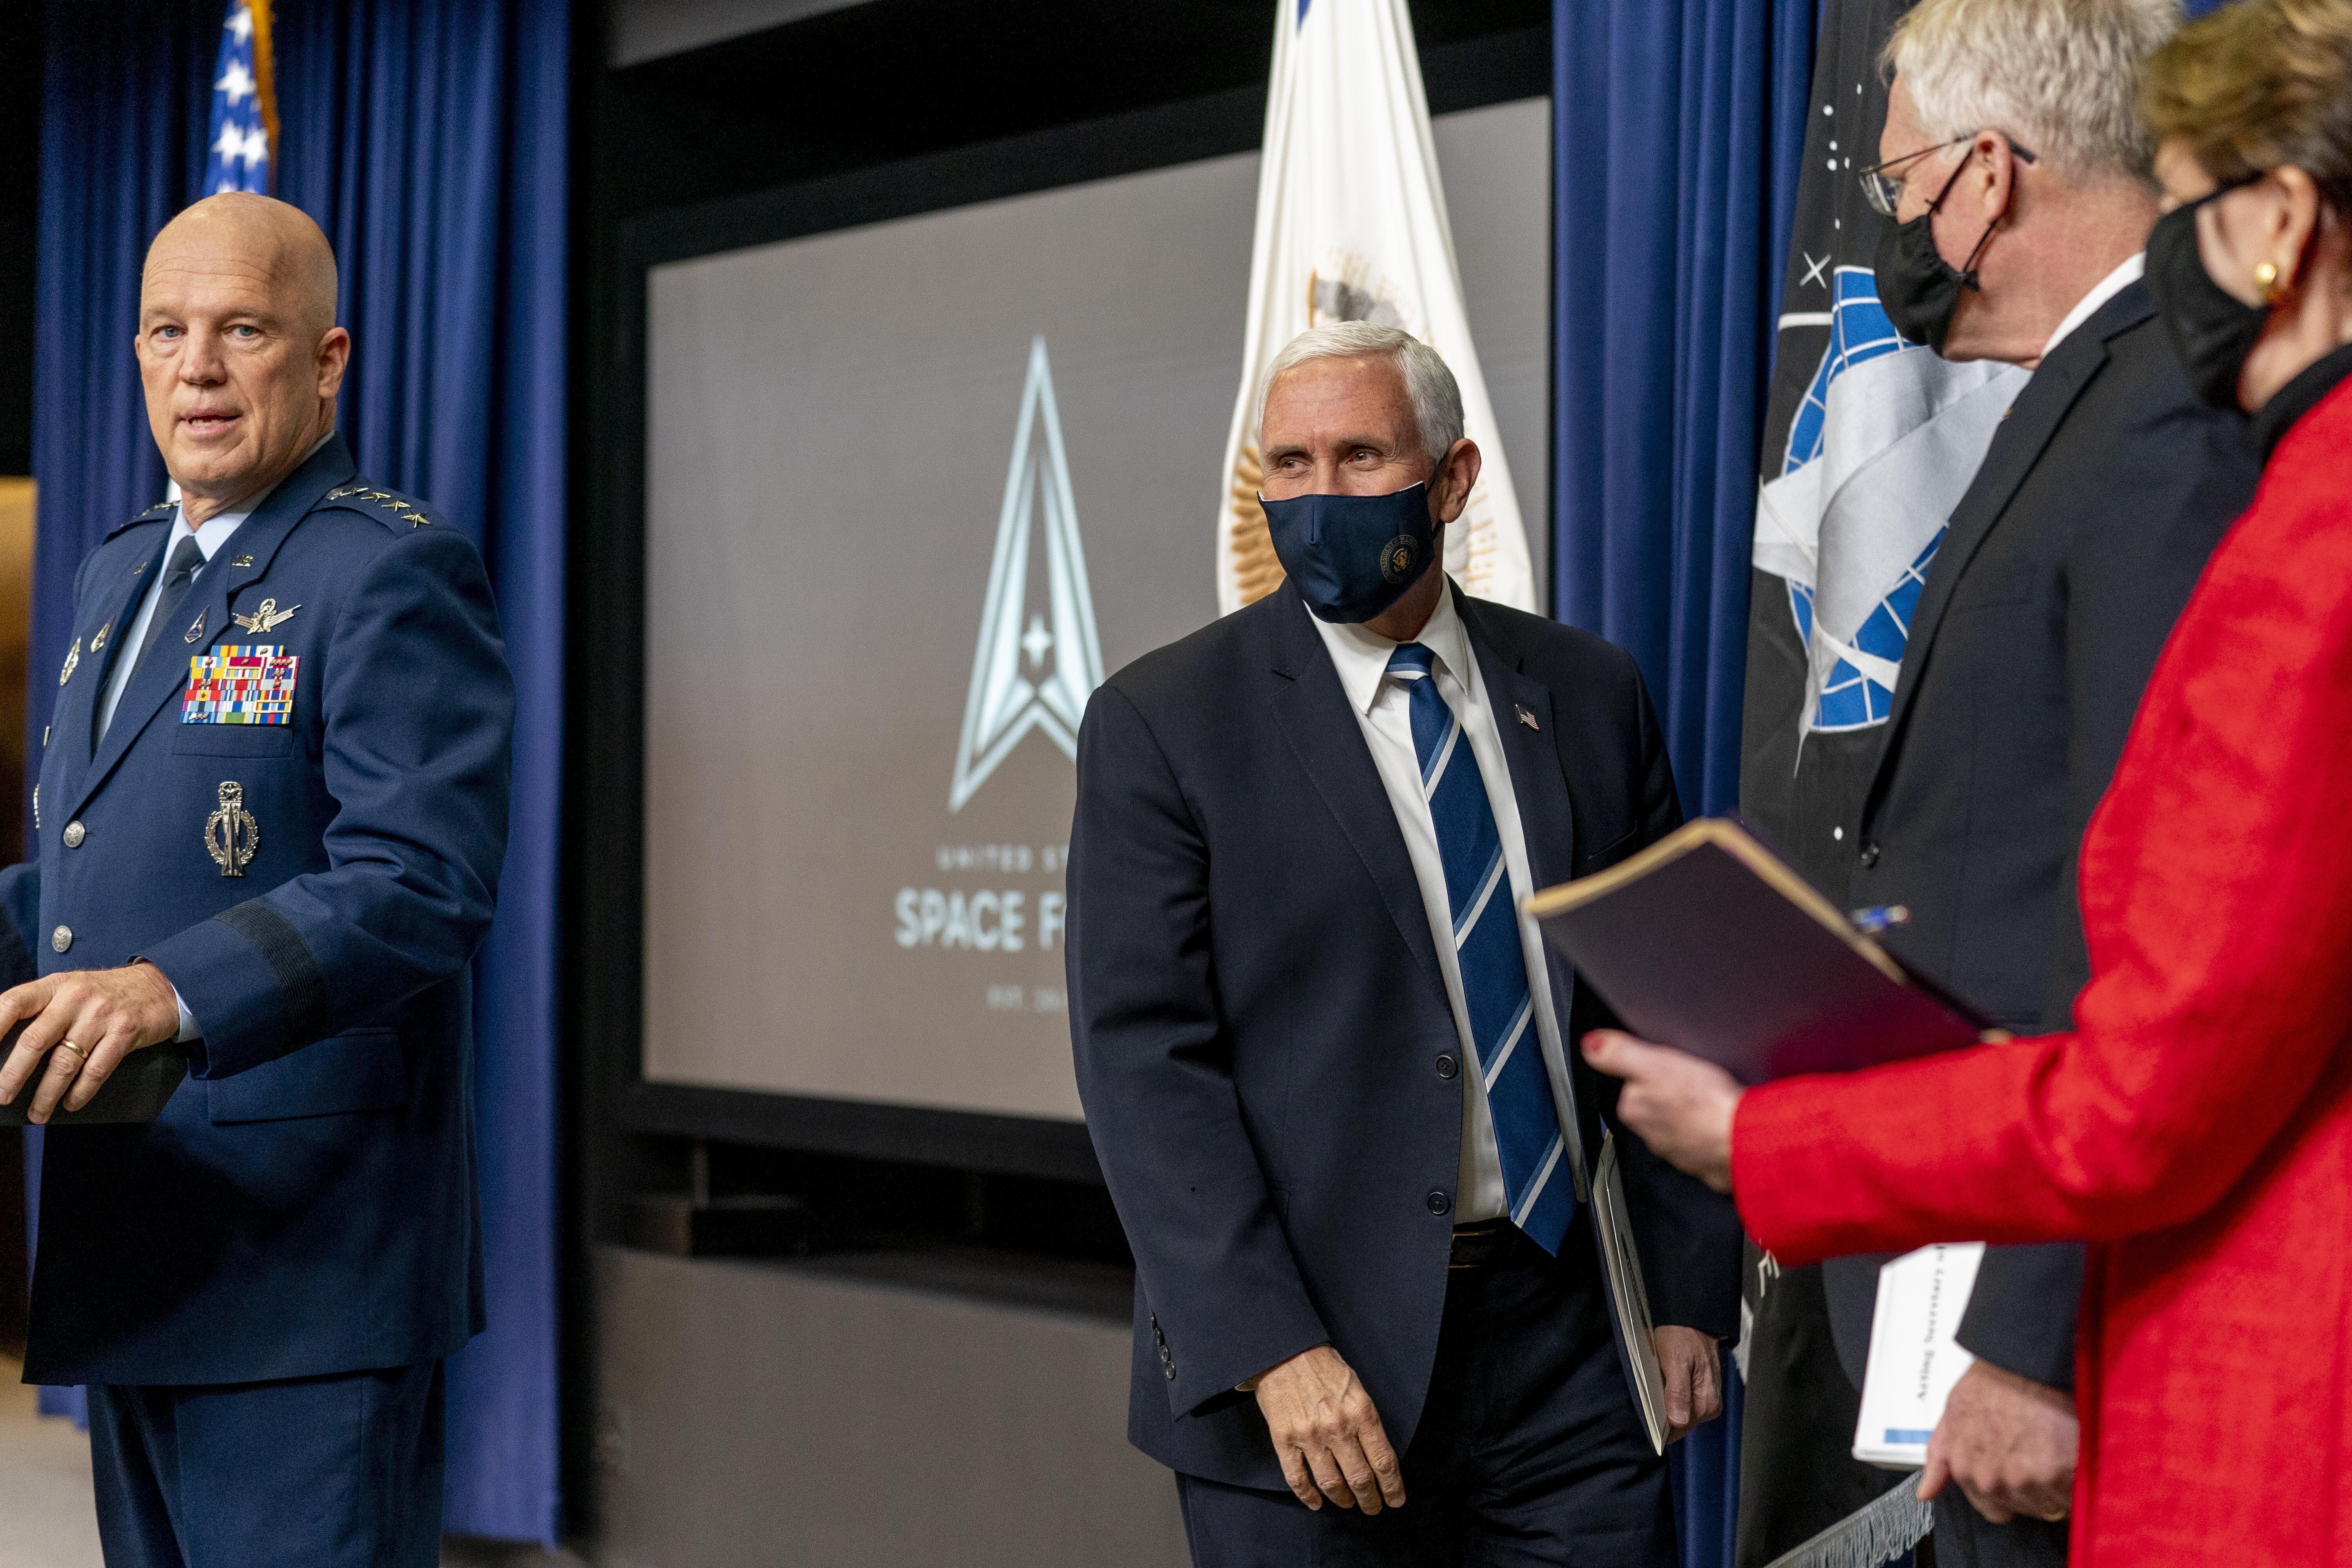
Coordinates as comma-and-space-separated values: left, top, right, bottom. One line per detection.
29, 0, 566, 1544
1554, 0, 1821, 823
1552, 1, 1822, 1563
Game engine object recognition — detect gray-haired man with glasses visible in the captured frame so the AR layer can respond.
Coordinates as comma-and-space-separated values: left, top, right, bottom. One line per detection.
1785, 2, 2261, 1567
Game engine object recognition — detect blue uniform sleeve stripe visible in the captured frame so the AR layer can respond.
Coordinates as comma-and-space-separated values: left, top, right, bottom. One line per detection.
214, 899, 332, 1044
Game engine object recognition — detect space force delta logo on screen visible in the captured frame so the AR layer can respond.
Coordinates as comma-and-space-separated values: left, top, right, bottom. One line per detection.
895, 337, 1100, 987
950, 336, 1103, 811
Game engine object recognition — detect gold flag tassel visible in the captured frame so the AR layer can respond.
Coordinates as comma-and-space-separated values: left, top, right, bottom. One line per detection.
251, 2, 281, 191
1228, 444, 1287, 608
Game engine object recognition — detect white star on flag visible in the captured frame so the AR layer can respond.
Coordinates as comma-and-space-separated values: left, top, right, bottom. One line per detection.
205, 0, 274, 196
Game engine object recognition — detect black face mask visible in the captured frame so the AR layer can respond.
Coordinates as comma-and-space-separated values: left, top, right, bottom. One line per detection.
2144, 178, 2271, 410
1258, 479, 1438, 623
1874, 150, 2002, 352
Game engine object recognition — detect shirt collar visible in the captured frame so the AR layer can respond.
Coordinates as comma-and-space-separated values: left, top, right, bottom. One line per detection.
2250, 339, 2352, 463
2040, 252, 2145, 360
167, 503, 254, 562
165, 432, 336, 557
1307, 578, 1472, 717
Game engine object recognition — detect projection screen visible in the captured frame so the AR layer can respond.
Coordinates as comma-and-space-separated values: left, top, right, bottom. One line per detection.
641, 97, 1550, 1123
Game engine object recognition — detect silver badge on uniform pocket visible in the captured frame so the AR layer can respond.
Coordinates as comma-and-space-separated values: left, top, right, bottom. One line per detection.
205, 781, 260, 877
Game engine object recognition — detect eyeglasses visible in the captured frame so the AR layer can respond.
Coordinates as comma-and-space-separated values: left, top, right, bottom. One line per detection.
1857, 132, 2038, 218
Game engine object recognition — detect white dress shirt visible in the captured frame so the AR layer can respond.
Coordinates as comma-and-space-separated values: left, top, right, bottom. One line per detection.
1308, 587, 1577, 1223
2040, 252, 2145, 361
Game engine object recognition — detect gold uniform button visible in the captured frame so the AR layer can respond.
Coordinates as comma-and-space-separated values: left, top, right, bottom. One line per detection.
62, 822, 84, 849
50, 926, 71, 954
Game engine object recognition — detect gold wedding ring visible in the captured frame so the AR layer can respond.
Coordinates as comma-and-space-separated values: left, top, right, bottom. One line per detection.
54, 1041, 85, 1062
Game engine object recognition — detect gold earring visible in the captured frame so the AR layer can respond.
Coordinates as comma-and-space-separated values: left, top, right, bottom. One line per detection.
2254, 260, 2283, 303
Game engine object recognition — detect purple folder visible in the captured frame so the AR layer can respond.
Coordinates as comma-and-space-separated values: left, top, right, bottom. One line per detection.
1527, 818, 1987, 1084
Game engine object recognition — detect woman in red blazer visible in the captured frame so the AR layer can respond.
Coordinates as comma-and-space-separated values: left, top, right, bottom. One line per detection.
1586, 4, 2352, 1563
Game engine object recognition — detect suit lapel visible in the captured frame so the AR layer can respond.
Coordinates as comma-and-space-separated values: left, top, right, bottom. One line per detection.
1864, 319, 2118, 815
66, 547, 168, 782
1457, 591, 1577, 890
1263, 583, 1450, 1007
72, 439, 357, 817
1454, 588, 1595, 1192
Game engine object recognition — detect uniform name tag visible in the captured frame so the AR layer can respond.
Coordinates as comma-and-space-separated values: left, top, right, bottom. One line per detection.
184, 644, 298, 725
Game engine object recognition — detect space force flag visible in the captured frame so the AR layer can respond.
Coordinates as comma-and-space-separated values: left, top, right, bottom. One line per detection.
1744, 0, 2025, 840
205, 0, 278, 196
1214, 0, 1536, 617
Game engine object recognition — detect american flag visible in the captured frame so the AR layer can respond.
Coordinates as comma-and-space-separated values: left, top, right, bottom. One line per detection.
205, 1, 276, 196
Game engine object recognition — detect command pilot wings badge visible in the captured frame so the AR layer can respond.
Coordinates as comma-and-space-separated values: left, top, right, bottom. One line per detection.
231, 598, 298, 635
947, 336, 1105, 813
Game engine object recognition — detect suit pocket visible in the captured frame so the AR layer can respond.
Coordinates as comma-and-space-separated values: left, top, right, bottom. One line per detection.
205, 1027, 409, 1123
1946, 552, 2048, 613
1573, 827, 1642, 877
173, 726, 296, 758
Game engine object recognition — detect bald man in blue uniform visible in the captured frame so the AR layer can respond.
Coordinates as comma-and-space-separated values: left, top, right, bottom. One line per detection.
0, 195, 512, 1567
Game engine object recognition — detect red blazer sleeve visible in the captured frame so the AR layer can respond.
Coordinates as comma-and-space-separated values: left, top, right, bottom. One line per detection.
1734, 436, 2352, 1267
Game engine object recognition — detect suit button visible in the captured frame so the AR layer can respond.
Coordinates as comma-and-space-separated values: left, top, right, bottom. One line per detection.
1859, 842, 1881, 869
1435, 1053, 1457, 1080
1426, 1189, 1452, 1216
49, 926, 71, 954
62, 821, 84, 849
1163, 1363, 1176, 1381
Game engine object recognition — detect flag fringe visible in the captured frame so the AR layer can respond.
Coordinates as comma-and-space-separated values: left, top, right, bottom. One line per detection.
1760, 1473, 1933, 1568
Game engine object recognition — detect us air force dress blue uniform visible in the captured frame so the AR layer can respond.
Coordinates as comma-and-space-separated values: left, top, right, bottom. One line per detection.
5, 434, 514, 1568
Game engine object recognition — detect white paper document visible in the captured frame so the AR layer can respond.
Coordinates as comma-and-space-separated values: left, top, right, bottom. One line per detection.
1852, 1241, 1985, 1469
1592, 1135, 1670, 1455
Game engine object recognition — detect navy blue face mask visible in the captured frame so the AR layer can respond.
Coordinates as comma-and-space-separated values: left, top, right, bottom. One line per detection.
1258, 480, 1438, 624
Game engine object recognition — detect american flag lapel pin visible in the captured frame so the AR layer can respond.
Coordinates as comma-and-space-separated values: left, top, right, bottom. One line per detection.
1515, 704, 1540, 731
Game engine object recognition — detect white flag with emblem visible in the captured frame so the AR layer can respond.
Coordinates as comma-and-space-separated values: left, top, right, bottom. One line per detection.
1214, 0, 1535, 617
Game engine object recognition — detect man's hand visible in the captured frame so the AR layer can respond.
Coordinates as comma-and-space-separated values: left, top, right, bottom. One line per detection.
1917, 1360, 2077, 1524
1252, 1344, 1406, 1514
0, 964, 181, 1124
1581, 1031, 1744, 1192
1652, 1326, 1723, 1442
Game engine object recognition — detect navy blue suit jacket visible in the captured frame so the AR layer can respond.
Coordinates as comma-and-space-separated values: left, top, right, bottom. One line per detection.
1818, 284, 2260, 1394
10, 434, 514, 1387
1068, 579, 1741, 1489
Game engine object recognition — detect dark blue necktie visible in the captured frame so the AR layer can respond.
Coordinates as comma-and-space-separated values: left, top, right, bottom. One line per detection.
1387, 642, 1575, 1253
98, 535, 208, 751
136, 535, 208, 671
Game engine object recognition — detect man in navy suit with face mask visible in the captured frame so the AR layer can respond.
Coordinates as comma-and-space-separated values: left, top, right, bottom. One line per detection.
1068, 322, 1742, 1566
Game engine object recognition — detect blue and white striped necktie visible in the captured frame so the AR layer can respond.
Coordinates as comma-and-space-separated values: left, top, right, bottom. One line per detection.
1387, 642, 1575, 1254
